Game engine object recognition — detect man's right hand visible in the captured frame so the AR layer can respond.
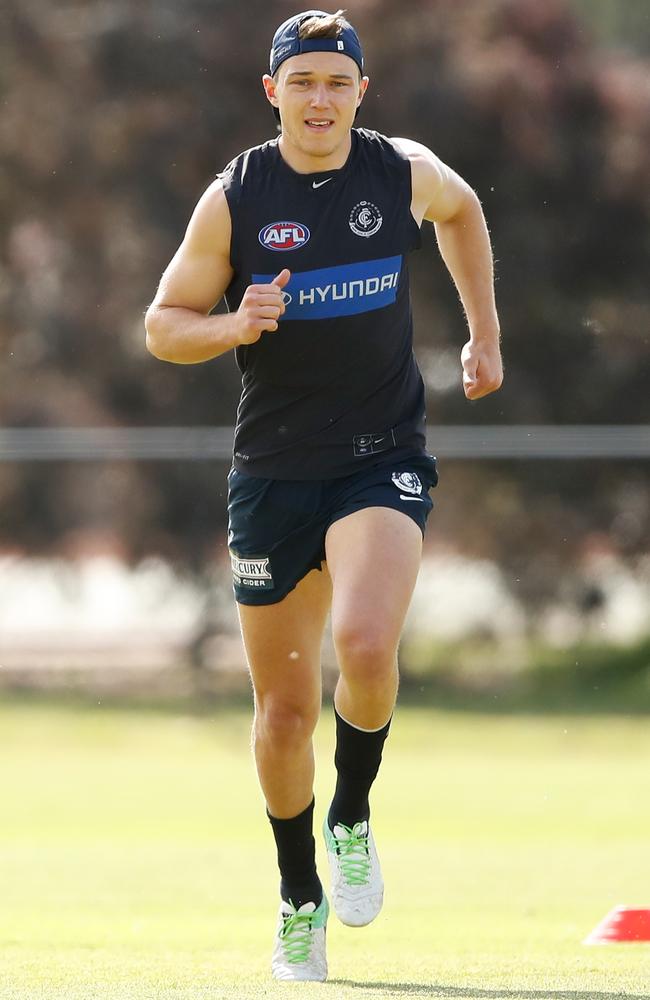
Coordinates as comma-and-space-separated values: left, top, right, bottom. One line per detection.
233, 269, 291, 345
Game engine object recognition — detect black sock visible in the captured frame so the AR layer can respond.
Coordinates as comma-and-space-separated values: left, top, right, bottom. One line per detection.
327, 708, 391, 831
267, 798, 322, 910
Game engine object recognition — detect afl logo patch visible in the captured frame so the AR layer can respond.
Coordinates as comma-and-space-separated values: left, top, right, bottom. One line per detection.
259, 221, 310, 252
391, 471, 422, 495
349, 201, 383, 238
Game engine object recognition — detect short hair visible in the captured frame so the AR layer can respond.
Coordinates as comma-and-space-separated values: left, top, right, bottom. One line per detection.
298, 10, 349, 41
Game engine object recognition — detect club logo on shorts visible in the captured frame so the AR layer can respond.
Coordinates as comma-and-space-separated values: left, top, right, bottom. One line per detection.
349, 201, 383, 238
230, 551, 275, 590
259, 221, 310, 252
391, 471, 422, 495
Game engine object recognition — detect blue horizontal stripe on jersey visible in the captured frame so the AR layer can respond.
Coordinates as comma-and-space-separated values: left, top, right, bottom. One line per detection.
253, 255, 403, 321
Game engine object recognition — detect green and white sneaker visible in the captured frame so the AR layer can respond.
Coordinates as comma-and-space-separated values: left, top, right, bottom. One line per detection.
271, 895, 329, 981
323, 819, 384, 927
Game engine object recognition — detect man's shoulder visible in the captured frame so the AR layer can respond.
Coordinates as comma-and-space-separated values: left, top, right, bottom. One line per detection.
387, 136, 436, 163
353, 128, 415, 173
387, 137, 446, 190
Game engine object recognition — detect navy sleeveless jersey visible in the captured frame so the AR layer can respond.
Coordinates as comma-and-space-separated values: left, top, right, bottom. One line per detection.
221, 128, 426, 479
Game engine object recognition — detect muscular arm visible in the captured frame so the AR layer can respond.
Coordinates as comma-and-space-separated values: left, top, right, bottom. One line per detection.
391, 137, 503, 400
145, 181, 289, 364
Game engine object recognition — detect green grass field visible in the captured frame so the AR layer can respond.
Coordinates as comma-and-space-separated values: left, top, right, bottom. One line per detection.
1, 696, 649, 999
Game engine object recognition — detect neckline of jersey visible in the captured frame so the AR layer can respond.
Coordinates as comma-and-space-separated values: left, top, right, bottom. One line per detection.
273, 129, 360, 185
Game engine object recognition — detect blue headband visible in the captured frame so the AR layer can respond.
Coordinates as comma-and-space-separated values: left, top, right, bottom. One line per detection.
270, 10, 364, 77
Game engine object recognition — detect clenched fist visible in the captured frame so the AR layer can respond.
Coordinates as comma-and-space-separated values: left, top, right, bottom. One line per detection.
461, 336, 503, 401
233, 269, 291, 345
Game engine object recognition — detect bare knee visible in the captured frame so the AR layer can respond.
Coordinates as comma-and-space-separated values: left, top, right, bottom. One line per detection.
254, 695, 319, 752
332, 621, 398, 683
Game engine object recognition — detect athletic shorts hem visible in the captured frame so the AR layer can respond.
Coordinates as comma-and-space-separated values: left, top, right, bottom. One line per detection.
234, 560, 324, 606
326, 498, 429, 538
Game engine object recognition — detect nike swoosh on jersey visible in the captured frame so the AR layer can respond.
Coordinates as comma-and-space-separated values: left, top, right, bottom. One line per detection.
400, 495, 424, 502
312, 178, 332, 189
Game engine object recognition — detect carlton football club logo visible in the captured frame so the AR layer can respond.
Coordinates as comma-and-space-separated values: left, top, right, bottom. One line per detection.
259, 221, 310, 252
391, 471, 422, 495
349, 201, 383, 238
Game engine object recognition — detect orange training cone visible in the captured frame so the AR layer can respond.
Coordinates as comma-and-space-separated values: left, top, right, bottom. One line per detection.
584, 906, 650, 944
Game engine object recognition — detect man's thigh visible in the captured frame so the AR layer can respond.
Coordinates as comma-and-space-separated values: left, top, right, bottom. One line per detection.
325, 506, 423, 651
323, 452, 436, 646
237, 564, 332, 706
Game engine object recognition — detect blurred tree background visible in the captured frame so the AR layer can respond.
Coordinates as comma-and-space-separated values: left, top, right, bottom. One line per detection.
0, 0, 648, 659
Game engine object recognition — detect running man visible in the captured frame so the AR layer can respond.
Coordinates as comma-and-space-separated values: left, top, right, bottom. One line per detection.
145, 9, 502, 982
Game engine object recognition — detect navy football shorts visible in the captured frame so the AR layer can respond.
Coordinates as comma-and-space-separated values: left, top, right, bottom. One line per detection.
227, 451, 438, 606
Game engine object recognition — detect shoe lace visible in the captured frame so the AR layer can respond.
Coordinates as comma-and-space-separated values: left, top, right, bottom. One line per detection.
279, 908, 316, 965
332, 822, 371, 885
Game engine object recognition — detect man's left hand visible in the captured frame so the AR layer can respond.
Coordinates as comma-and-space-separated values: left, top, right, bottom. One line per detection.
461, 338, 503, 401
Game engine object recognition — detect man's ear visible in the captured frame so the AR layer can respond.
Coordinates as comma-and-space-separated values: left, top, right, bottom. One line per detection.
357, 75, 370, 108
262, 73, 279, 108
